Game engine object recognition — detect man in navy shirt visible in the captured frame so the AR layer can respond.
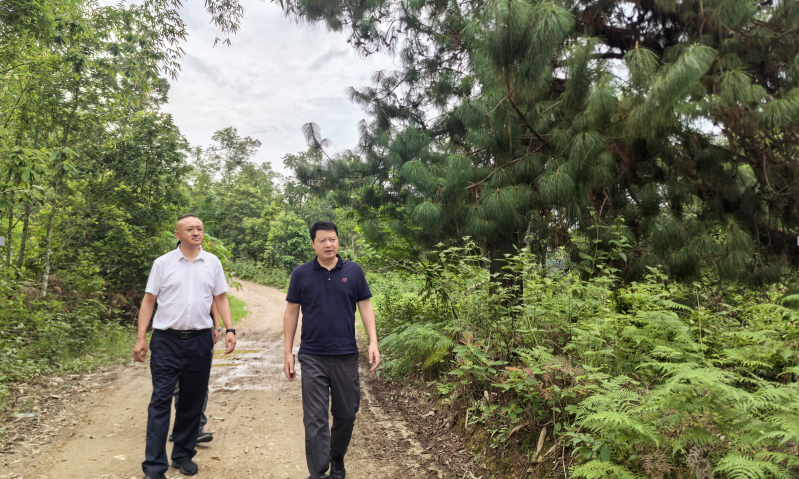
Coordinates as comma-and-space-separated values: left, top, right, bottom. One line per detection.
283, 220, 380, 479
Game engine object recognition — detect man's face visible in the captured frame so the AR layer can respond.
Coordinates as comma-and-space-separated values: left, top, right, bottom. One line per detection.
175, 217, 204, 247
312, 230, 339, 260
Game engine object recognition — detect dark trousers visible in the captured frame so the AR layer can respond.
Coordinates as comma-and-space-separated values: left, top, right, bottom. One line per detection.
174, 384, 209, 432
142, 329, 213, 475
299, 353, 360, 479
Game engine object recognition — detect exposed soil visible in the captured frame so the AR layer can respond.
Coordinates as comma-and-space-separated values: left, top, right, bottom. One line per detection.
0, 279, 460, 479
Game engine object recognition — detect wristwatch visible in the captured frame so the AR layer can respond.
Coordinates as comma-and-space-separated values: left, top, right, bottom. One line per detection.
226, 329, 236, 335
214, 327, 222, 332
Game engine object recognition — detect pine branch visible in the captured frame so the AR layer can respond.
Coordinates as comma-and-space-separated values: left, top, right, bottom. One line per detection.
507, 93, 547, 144
466, 156, 528, 191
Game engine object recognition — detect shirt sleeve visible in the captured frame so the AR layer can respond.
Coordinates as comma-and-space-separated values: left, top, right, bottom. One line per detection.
286, 268, 302, 304
145, 259, 162, 296
212, 259, 229, 296
355, 264, 373, 302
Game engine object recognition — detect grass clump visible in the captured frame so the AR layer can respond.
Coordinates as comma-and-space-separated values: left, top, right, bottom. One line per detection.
228, 294, 248, 325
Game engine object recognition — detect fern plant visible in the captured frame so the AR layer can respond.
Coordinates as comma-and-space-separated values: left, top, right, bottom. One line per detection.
368, 245, 799, 477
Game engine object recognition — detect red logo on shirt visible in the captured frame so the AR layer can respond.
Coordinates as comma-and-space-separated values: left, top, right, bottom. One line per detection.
342, 278, 348, 282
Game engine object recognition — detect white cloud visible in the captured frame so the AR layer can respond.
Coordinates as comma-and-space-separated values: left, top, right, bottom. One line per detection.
155, 0, 394, 176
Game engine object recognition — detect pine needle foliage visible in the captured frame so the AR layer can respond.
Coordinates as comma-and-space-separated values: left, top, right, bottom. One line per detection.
279, 0, 799, 283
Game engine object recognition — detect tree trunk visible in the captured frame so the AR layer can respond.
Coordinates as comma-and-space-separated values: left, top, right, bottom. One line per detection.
16, 202, 31, 270
41, 80, 77, 296
5, 204, 13, 268
41, 210, 55, 297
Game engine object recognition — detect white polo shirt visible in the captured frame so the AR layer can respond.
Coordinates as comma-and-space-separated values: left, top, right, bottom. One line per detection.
145, 246, 228, 330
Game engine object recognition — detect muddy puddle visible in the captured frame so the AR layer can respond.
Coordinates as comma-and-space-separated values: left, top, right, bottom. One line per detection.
209, 336, 302, 393
213, 348, 263, 359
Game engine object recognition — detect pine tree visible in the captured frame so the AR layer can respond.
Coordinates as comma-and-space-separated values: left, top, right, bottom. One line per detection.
280, 0, 799, 282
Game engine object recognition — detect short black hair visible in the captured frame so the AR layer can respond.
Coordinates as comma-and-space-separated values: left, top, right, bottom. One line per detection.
310, 220, 338, 241
175, 213, 199, 229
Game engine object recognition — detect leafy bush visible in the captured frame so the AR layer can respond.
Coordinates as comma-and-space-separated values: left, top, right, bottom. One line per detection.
374, 292, 453, 377
232, 258, 290, 290
0, 287, 129, 382
264, 210, 313, 274
367, 243, 799, 478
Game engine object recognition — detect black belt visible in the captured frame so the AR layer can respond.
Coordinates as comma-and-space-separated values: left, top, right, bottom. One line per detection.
157, 328, 211, 338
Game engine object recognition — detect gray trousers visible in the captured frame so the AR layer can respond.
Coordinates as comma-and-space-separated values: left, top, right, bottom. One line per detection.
298, 353, 361, 479
174, 384, 209, 432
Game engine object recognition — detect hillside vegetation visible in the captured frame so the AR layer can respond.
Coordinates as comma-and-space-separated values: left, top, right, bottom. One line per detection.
363, 243, 799, 478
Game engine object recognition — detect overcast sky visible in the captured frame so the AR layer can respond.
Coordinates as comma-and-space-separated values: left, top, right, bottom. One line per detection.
159, 0, 395, 176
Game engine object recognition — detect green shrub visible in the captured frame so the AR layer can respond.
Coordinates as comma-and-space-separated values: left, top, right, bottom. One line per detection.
232, 258, 290, 290
264, 210, 313, 273
0, 288, 130, 382
368, 243, 799, 478
228, 294, 248, 325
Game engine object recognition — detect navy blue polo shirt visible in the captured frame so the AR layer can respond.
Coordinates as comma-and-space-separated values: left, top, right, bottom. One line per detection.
286, 255, 372, 355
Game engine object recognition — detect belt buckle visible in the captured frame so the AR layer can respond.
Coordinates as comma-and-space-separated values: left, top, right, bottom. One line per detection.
179, 331, 192, 339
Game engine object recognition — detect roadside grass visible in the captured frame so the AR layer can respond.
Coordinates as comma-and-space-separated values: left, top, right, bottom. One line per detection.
2, 293, 250, 412
355, 291, 384, 338
229, 293, 247, 325
59, 325, 134, 373
1, 324, 135, 412
230, 260, 290, 291
6, 295, 248, 384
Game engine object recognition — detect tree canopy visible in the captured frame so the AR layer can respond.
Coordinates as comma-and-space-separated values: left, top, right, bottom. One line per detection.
280, 0, 799, 283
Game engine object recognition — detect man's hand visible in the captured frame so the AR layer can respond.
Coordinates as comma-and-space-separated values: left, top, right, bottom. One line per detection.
283, 302, 300, 381
213, 329, 220, 344
133, 337, 148, 362
135, 293, 156, 363
225, 331, 236, 354
368, 343, 381, 371
284, 353, 296, 381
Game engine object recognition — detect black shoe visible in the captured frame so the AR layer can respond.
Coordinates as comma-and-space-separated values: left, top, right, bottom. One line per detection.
171, 459, 199, 475
143, 473, 166, 479
196, 430, 213, 443
330, 453, 346, 479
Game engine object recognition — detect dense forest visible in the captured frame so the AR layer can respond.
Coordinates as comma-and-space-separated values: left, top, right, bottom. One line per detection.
0, 0, 347, 382
3, 0, 799, 477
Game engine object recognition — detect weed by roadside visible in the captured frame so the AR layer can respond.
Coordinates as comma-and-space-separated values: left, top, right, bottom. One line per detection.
229, 293, 247, 325
0, 324, 135, 412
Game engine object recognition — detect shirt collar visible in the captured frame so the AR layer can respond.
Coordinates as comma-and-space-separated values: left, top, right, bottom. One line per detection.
313, 255, 343, 270
175, 244, 206, 262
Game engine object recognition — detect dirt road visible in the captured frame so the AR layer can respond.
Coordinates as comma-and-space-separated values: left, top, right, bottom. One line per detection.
3, 280, 450, 479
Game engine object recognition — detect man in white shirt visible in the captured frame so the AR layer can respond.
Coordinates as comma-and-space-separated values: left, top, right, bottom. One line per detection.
133, 214, 237, 479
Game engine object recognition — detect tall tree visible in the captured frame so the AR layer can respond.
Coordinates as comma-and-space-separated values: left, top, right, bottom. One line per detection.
189, 127, 276, 258
280, 0, 799, 283
206, 127, 263, 192
1, 0, 191, 293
